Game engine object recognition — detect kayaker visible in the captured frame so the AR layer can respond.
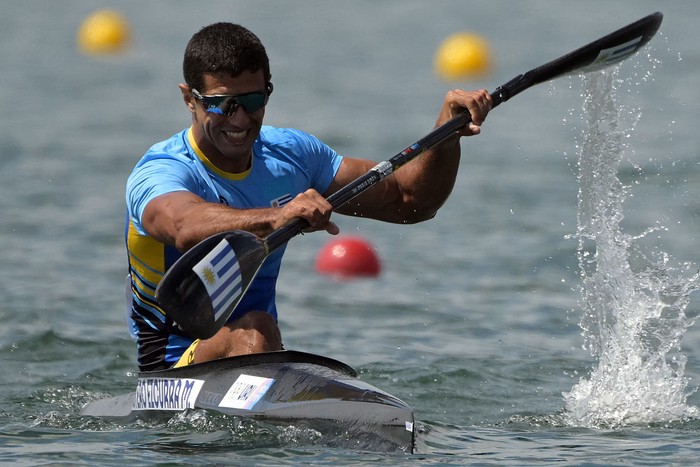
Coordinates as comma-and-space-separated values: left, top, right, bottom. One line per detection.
125, 22, 491, 371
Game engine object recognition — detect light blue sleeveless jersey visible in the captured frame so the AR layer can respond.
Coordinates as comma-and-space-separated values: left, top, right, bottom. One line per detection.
125, 126, 342, 369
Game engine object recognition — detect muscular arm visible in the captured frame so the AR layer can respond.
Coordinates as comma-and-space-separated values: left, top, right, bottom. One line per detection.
142, 189, 337, 252
327, 89, 492, 223
142, 89, 490, 249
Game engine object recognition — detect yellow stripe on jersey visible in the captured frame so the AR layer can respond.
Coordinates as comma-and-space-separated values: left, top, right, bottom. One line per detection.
127, 219, 165, 293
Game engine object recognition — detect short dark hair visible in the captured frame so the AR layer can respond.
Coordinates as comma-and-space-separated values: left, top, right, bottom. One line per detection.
183, 23, 271, 91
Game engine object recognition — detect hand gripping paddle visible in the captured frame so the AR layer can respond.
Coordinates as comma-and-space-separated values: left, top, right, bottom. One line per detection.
156, 12, 663, 339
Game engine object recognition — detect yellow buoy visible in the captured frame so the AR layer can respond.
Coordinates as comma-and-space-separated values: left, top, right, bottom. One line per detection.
77, 10, 131, 56
434, 32, 492, 82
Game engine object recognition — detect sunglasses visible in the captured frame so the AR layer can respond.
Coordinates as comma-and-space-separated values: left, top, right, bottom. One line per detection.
191, 82, 273, 116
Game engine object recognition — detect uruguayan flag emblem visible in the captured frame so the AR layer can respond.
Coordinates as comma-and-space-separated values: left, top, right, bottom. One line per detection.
192, 239, 242, 320
270, 193, 293, 208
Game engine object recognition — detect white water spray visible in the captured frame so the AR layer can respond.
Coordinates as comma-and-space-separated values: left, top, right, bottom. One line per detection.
562, 69, 700, 428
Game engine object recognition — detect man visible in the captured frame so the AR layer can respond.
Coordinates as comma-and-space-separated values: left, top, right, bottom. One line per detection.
126, 22, 491, 371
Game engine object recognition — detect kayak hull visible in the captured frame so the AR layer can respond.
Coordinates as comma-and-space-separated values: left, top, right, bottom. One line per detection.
82, 350, 415, 452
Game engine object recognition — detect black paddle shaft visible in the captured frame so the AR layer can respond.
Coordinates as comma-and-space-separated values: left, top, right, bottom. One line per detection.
265, 12, 662, 253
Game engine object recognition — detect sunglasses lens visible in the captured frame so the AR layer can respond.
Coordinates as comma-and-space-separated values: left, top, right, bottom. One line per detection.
236, 92, 268, 113
199, 91, 269, 115
202, 96, 228, 115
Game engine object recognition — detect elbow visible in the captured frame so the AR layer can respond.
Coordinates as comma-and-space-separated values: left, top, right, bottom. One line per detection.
171, 221, 201, 253
174, 237, 197, 253
415, 209, 438, 223
392, 179, 451, 224
395, 197, 441, 224
174, 232, 204, 253
403, 210, 438, 224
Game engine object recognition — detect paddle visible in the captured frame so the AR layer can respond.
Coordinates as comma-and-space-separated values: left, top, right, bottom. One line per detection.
156, 12, 663, 339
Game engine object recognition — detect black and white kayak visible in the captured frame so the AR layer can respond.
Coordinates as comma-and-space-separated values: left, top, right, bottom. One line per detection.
81, 350, 415, 452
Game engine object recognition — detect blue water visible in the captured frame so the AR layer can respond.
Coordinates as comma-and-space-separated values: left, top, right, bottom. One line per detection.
2, 1, 700, 464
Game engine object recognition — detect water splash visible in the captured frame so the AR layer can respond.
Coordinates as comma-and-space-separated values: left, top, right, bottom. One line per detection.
562, 69, 700, 428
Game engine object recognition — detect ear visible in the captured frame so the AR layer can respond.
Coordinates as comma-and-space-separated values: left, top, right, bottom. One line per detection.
179, 84, 196, 113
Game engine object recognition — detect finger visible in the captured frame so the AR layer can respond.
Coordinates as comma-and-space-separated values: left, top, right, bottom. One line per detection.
467, 90, 491, 126
304, 199, 333, 227
289, 191, 334, 229
448, 90, 488, 127
325, 221, 340, 235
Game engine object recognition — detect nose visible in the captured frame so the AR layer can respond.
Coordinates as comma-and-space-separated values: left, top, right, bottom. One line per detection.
227, 104, 251, 125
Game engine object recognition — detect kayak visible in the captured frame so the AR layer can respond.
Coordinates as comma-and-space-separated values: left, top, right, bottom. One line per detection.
81, 350, 415, 453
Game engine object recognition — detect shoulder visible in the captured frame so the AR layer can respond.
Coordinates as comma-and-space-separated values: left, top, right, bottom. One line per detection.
127, 129, 201, 192
136, 129, 193, 168
258, 126, 335, 156
130, 129, 200, 181
256, 126, 342, 193
258, 126, 329, 152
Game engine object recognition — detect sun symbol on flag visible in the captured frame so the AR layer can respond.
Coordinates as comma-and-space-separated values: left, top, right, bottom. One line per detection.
202, 266, 216, 286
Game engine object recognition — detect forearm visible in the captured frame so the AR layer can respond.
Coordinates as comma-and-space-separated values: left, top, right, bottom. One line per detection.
375, 88, 488, 222
332, 89, 489, 225
143, 188, 338, 252
392, 134, 462, 221
386, 88, 490, 221
143, 193, 280, 252
334, 135, 462, 224
174, 204, 279, 250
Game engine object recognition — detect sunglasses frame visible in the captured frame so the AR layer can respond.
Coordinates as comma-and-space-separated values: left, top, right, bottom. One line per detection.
191, 82, 273, 116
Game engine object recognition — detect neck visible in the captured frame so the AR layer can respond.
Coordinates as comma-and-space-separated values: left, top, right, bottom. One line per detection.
187, 127, 252, 176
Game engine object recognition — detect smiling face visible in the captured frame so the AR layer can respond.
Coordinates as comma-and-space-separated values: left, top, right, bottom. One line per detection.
181, 70, 268, 173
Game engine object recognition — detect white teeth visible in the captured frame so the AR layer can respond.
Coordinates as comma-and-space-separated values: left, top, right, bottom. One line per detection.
224, 130, 247, 139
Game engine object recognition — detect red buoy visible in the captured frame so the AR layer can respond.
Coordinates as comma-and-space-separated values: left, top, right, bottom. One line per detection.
315, 236, 381, 279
